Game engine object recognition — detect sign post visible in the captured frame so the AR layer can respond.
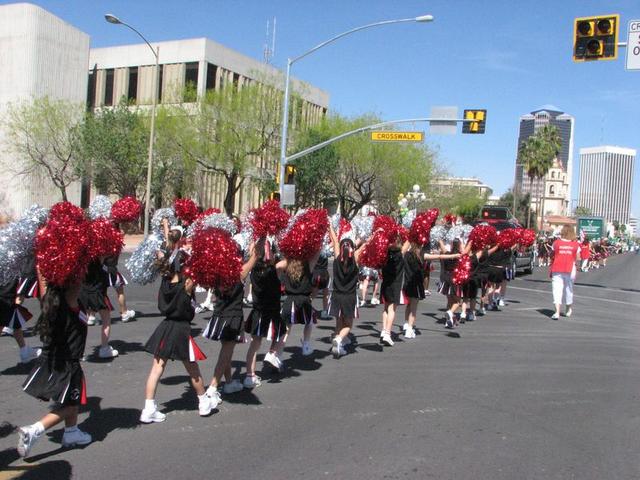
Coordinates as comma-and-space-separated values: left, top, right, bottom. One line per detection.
626, 19, 640, 70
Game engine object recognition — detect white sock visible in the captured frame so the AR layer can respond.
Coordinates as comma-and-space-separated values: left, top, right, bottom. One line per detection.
334, 335, 342, 345
197, 393, 208, 403
64, 425, 78, 433
144, 399, 156, 411
206, 385, 217, 397
32, 421, 45, 436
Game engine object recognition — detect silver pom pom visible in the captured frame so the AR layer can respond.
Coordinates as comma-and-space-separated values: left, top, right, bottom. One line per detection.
329, 213, 341, 232
0, 204, 49, 284
125, 233, 163, 285
190, 213, 237, 237
446, 224, 466, 244
460, 224, 473, 243
429, 225, 447, 249
88, 195, 112, 220
351, 215, 374, 241
402, 209, 416, 229
151, 208, 177, 234
320, 233, 333, 258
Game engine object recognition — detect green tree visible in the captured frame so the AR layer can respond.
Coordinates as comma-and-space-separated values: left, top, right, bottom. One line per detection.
175, 81, 282, 215
518, 125, 562, 229
78, 102, 148, 198
574, 205, 593, 216
4, 96, 84, 201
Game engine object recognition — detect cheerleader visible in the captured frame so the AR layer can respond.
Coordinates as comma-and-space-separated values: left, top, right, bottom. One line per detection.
276, 250, 321, 357
358, 267, 380, 306
403, 244, 460, 337
380, 233, 408, 346
17, 282, 92, 458
79, 257, 118, 359
438, 238, 463, 328
104, 253, 135, 322
16, 254, 41, 303
203, 245, 257, 401
243, 237, 286, 382
311, 254, 331, 319
327, 224, 365, 358
485, 246, 512, 311
1, 278, 41, 364
140, 268, 214, 423
460, 244, 487, 321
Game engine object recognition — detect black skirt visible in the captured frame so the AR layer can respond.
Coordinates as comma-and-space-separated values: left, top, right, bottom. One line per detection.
23, 357, 86, 406
461, 278, 480, 299
328, 292, 359, 319
145, 320, 206, 362
79, 290, 113, 312
108, 271, 129, 288
17, 276, 40, 298
381, 281, 407, 305
244, 308, 287, 341
403, 281, 425, 300
487, 266, 506, 284
281, 295, 316, 325
311, 270, 330, 290
203, 315, 245, 343
438, 277, 460, 297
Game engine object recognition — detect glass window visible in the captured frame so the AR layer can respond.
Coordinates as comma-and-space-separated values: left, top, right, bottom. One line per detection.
87, 70, 96, 109
128, 67, 138, 103
206, 63, 217, 91
104, 69, 114, 106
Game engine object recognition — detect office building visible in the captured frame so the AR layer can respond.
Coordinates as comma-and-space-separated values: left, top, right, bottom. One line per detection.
578, 146, 635, 224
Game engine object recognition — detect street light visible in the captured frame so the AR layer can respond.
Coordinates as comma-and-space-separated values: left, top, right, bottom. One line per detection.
278, 14, 434, 203
406, 184, 426, 210
105, 13, 160, 238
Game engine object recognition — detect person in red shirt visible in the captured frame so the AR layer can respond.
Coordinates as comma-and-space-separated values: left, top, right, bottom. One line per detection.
549, 225, 580, 320
579, 239, 591, 272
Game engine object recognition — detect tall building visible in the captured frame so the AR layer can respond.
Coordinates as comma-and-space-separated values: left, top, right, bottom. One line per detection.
0, 3, 89, 217
577, 146, 636, 224
514, 105, 574, 219
88, 39, 329, 212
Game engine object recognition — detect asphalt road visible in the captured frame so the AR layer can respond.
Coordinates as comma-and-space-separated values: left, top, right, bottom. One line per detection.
1, 252, 639, 480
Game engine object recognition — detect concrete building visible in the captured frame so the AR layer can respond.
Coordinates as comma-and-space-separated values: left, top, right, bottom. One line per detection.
0, 3, 89, 217
628, 215, 637, 237
539, 157, 571, 226
431, 176, 493, 198
88, 38, 329, 212
514, 105, 575, 219
577, 146, 636, 224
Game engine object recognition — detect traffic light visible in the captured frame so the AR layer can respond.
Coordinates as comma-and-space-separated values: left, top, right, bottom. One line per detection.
269, 191, 280, 201
573, 14, 619, 61
462, 109, 486, 134
284, 165, 296, 184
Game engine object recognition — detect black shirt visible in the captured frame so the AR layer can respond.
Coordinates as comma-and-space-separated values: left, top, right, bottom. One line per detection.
250, 262, 281, 310
332, 256, 358, 294
158, 279, 195, 322
42, 298, 87, 361
284, 263, 313, 296
213, 283, 244, 318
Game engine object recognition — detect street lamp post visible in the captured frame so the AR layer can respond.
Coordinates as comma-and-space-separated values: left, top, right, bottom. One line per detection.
105, 14, 159, 238
278, 14, 434, 203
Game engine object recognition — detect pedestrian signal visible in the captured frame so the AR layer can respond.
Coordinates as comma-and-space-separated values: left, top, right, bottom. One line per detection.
462, 110, 486, 134
573, 14, 619, 61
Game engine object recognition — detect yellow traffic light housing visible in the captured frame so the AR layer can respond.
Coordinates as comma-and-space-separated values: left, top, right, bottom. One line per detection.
269, 191, 280, 201
573, 14, 619, 61
462, 109, 487, 134
284, 165, 296, 184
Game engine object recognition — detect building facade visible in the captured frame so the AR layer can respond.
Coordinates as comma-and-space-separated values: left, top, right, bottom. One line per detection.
0, 3, 89, 217
514, 105, 575, 217
88, 39, 329, 213
577, 146, 636, 224
431, 176, 493, 198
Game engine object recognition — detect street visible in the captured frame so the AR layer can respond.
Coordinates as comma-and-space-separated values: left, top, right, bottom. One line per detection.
1, 252, 639, 480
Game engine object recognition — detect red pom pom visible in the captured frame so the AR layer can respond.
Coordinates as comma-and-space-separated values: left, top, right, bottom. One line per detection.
452, 254, 472, 286
338, 218, 353, 240
87, 218, 124, 260
409, 210, 438, 246
519, 229, 536, 247
174, 198, 199, 226
250, 200, 290, 238
49, 201, 85, 224
186, 228, 242, 290
35, 218, 90, 286
444, 213, 457, 225
278, 209, 328, 260
497, 228, 519, 249
469, 225, 498, 250
359, 230, 391, 269
398, 226, 410, 243
111, 196, 142, 223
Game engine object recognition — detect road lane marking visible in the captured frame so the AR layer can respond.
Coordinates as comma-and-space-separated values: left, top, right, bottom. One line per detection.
508, 285, 640, 306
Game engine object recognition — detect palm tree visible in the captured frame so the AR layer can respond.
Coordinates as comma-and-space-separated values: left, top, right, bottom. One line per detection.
518, 125, 562, 230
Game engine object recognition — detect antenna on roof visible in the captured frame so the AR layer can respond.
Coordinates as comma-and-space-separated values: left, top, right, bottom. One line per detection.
263, 17, 276, 64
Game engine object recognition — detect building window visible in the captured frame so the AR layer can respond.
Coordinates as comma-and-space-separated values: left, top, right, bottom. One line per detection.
233, 72, 240, 90
128, 67, 138, 103
551, 171, 555, 179
184, 62, 199, 102
549, 185, 555, 195
104, 68, 115, 106
206, 63, 217, 91
87, 70, 96, 109
157, 65, 164, 103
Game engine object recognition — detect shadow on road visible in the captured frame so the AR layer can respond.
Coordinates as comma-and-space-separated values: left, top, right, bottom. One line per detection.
2, 458, 73, 479
0, 362, 34, 376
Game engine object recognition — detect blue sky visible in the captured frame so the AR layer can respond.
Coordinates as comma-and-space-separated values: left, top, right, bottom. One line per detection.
7, 0, 639, 216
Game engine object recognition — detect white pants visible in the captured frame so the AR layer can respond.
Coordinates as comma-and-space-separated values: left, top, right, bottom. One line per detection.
552, 272, 574, 306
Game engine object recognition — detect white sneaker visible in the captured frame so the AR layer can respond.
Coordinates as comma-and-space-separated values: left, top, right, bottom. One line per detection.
2, 326, 14, 336
20, 346, 42, 364
404, 327, 416, 339
98, 345, 119, 359
206, 390, 222, 409
320, 310, 331, 319
331, 337, 342, 358
140, 407, 166, 424
263, 352, 283, 371
371, 297, 380, 305
358, 299, 366, 308
467, 312, 476, 322
381, 333, 394, 346
424, 289, 431, 296
402, 322, 409, 332
17, 425, 42, 458
551, 312, 560, 320
498, 298, 505, 307
61, 428, 92, 448
301, 340, 313, 356
479, 306, 487, 316
342, 335, 352, 346
121, 310, 135, 322
445, 311, 454, 329
243, 375, 262, 389
86, 315, 97, 326
198, 395, 215, 416
565, 308, 572, 318
246, 294, 253, 304
223, 379, 243, 394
